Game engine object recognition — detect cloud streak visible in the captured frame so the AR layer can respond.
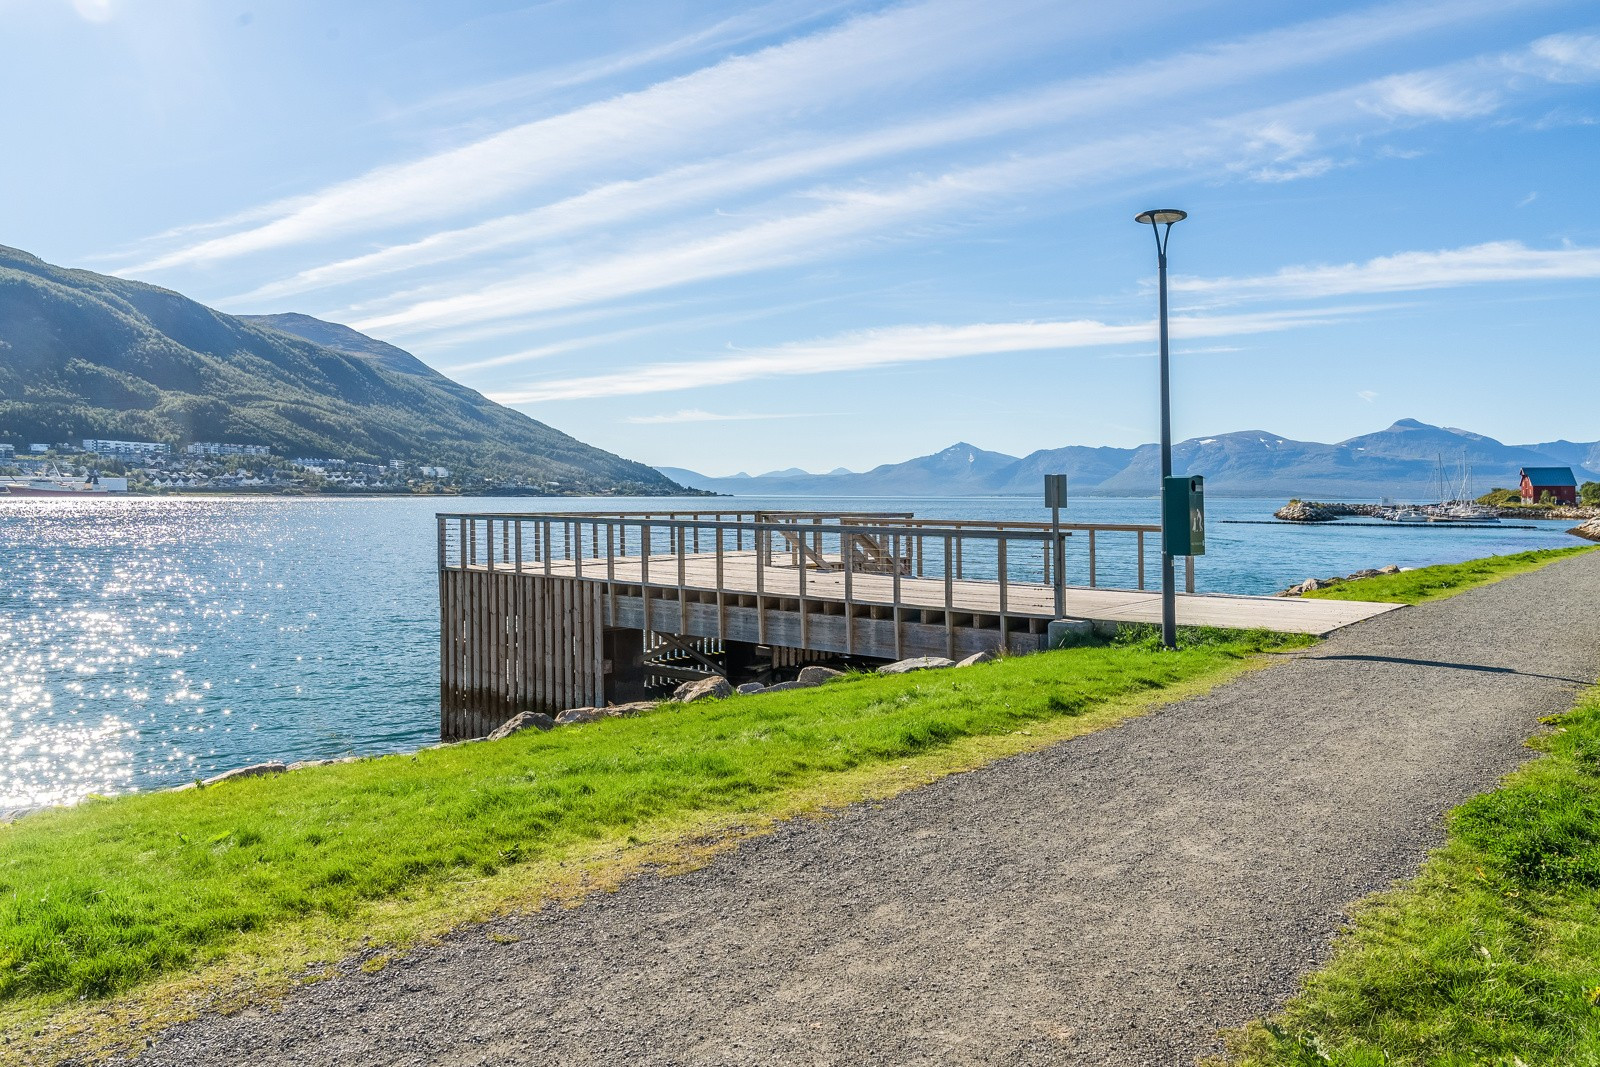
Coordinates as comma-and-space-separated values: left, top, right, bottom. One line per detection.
124, 0, 1071, 273
624, 409, 833, 424
1174, 240, 1600, 301
225, 0, 1549, 305
490, 308, 1343, 403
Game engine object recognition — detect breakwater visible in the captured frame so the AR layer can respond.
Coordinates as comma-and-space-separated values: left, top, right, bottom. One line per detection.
1275, 500, 1600, 524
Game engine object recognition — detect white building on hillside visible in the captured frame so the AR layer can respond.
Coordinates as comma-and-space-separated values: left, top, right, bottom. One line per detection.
82, 439, 170, 457
185, 442, 272, 458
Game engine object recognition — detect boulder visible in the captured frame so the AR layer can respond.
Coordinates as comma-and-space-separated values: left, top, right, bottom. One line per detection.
1570, 519, 1600, 543
762, 680, 808, 692
1047, 619, 1095, 648
201, 761, 287, 787
673, 676, 734, 703
954, 650, 996, 668
796, 665, 845, 686
555, 707, 606, 725
286, 758, 350, 771
877, 656, 955, 675
735, 682, 766, 695
605, 700, 659, 717
1379, 564, 1402, 574
487, 711, 556, 740
1299, 578, 1322, 592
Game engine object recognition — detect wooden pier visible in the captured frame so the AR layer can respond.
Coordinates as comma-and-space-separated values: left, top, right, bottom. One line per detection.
436, 510, 1397, 739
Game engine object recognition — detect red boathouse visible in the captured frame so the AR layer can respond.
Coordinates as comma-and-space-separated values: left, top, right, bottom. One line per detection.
1519, 466, 1578, 505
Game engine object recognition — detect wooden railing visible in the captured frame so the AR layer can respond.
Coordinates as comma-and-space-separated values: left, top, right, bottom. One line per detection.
437, 510, 1194, 612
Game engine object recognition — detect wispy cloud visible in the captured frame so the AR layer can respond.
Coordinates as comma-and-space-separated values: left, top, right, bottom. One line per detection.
1358, 389, 1379, 402
330, 27, 1600, 339
122, 0, 1070, 273
223, 0, 1549, 304
624, 409, 834, 424
398, 0, 866, 116
490, 308, 1343, 403
1174, 240, 1600, 302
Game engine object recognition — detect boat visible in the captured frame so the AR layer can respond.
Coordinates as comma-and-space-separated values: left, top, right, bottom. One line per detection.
1389, 507, 1429, 523
1, 470, 124, 497
1426, 450, 1499, 522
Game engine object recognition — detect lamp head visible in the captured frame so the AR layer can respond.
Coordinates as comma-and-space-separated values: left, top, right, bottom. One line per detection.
1135, 209, 1187, 226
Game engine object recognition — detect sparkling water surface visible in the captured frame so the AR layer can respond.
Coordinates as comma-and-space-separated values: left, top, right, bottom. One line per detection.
0, 494, 1580, 809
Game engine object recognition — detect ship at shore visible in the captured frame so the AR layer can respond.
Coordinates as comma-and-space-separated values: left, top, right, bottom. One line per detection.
1, 471, 128, 497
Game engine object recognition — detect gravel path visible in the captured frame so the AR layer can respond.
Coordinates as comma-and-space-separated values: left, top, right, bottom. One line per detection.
135, 552, 1600, 1067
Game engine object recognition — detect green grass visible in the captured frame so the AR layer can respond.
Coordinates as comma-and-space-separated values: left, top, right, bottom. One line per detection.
1301, 546, 1596, 605
0, 627, 1307, 1043
1219, 684, 1600, 1067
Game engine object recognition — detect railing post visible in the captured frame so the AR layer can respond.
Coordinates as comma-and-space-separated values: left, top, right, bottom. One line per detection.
842, 526, 855, 656
1052, 531, 1065, 619
997, 535, 1008, 652
1186, 555, 1196, 594
1088, 529, 1097, 588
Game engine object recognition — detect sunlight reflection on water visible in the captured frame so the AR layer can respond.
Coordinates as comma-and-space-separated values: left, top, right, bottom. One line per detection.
0, 494, 1578, 810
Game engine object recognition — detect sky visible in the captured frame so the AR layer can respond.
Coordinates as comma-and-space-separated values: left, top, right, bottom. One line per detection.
2, 0, 1597, 476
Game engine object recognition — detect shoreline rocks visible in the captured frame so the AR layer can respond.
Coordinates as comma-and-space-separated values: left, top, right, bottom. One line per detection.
1278, 564, 1401, 597
1277, 498, 1600, 524
1570, 518, 1600, 543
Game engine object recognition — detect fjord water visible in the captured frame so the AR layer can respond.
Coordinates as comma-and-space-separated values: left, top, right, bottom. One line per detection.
0, 495, 1579, 810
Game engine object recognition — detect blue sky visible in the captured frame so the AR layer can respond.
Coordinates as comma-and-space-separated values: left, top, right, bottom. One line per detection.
3, 0, 1597, 476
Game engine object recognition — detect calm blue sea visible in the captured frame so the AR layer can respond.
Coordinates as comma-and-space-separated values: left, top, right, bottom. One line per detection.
0, 494, 1580, 809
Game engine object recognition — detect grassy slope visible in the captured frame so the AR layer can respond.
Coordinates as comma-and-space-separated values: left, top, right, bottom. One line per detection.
1219, 685, 1600, 1067
0, 628, 1305, 1062
1301, 546, 1596, 604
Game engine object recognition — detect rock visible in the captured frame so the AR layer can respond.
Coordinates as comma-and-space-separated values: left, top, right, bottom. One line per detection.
1570, 519, 1600, 543
1091, 620, 1120, 640
1379, 564, 1402, 574
1047, 619, 1095, 648
735, 682, 766, 695
1299, 578, 1322, 592
286, 758, 348, 771
200, 761, 288, 787
763, 680, 808, 692
555, 707, 606, 725
877, 656, 955, 675
487, 711, 556, 740
605, 700, 659, 717
796, 665, 844, 686
1274, 500, 1340, 522
954, 650, 997, 668
673, 676, 734, 703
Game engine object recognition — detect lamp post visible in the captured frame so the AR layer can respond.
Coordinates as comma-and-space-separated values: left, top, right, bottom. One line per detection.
1135, 208, 1186, 650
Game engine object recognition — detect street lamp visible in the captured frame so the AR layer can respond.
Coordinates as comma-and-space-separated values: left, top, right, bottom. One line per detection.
1135, 208, 1186, 650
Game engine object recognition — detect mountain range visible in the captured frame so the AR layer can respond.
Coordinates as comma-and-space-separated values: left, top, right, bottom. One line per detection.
660, 421, 1600, 500
0, 245, 683, 494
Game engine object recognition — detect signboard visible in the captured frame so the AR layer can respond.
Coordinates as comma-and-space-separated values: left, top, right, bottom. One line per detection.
1043, 474, 1068, 510
1162, 475, 1205, 556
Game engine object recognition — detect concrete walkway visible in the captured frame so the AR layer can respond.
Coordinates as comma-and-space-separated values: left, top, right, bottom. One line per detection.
136, 551, 1600, 1066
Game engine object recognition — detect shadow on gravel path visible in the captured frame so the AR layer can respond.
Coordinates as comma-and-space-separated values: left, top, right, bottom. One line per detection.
136, 551, 1600, 1067
1306, 653, 1592, 685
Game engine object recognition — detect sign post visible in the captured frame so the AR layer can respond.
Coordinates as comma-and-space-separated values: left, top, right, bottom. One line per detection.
1044, 475, 1067, 618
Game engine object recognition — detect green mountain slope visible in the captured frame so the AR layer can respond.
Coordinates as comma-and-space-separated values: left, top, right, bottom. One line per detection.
0, 245, 683, 494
